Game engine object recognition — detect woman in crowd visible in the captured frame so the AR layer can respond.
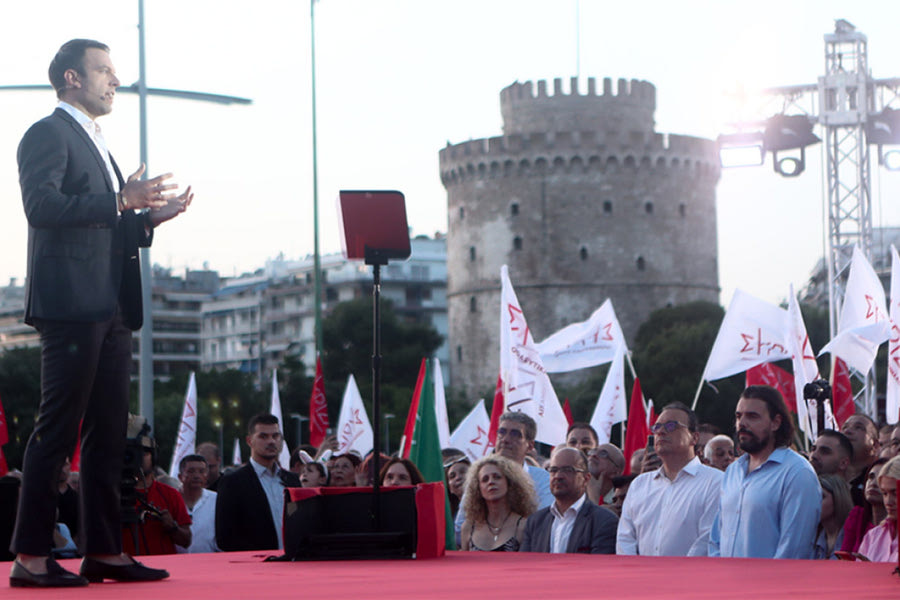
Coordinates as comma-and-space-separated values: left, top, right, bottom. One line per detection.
840, 457, 888, 553
858, 455, 900, 562
357, 453, 390, 486
460, 456, 536, 552
815, 474, 852, 558
328, 452, 361, 487
444, 453, 471, 520
379, 457, 425, 487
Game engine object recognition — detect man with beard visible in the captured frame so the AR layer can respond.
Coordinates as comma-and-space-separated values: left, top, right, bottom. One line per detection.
809, 429, 853, 480
709, 385, 821, 558
585, 444, 625, 505
520, 447, 617, 554
215, 414, 300, 551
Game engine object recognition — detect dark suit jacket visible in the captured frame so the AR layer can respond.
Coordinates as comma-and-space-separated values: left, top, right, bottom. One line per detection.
215, 463, 301, 552
18, 107, 152, 330
520, 498, 618, 554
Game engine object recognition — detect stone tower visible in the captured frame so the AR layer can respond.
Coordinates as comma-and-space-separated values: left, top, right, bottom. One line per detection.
439, 77, 721, 396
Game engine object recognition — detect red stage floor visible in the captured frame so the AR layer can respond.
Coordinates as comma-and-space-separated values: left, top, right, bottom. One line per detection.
4, 550, 898, 599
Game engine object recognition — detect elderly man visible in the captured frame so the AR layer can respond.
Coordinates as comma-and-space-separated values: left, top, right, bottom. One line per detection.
841, 414, 881, 506
809, 429, 853, 479
176, 455, 218, 554
617, 402, 722, 556
585, 444, 625, 505
520, 447, 617, 554
710, 386, 821, 558
704, 435, 735, 471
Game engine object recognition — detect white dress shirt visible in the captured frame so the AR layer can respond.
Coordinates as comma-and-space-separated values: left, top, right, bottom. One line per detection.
57, 101, 119, 193
176, 488, 219, 554
617, 456, 723, 556
549, 493, 587, 553
250, 458, 287, 550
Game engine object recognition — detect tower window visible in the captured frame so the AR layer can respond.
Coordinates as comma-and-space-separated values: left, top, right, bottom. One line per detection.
457, 345, 463, 362
470, 297, 477, 312
603, 201, 612, 214
636, 256, 646, 271
580, 247, 588, 261
469, 247, 476, 262
644, 202, 654, 214
513, 236, 523, 251
459, 207, 465, 220
679, 203, 686, 217
510, 203, 519, 216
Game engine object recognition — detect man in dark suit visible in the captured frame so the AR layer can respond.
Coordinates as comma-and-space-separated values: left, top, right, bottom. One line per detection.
9, 39, 192, 588
520, 447, 617, 554
216, 414, 301, 551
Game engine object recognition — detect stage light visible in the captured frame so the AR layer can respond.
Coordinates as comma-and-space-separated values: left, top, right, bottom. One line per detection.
865, 107, 900, 145
774, 153, 805, 177
763, 114, 820, 152
882, 149, 900, 171
717, 131, 765, 168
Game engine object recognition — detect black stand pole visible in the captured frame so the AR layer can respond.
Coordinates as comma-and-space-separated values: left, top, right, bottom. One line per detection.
370, 261, 383, 531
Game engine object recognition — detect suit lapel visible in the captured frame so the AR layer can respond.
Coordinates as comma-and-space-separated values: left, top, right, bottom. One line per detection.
54, 107, 116, 191
565, 502, 590, 553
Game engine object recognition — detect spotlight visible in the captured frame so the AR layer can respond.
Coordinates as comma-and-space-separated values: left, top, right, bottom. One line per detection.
763, 114, 820, 151
774, 154, 805, 177
882, 149, 900, 171
717, 131, 765, 168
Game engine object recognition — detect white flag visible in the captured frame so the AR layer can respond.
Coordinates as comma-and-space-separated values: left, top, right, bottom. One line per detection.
336, 374, 374, 457
433, 358, 451, 449
269, 370, 291, 469
887, 245, 900, 425
787, 285, 818, 442
820, 246, 891, 373
589, 347, 628, 444
499, 265, 568, 446
537, 299, 628, 372
448, 399, 492, 461
702, 289, 792, 381
231, 437, 242, 466
169, 372, 198, 476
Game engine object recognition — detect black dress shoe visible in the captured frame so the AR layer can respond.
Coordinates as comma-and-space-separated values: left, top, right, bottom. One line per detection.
9, 557, 89, 588
80, 556, 170, 583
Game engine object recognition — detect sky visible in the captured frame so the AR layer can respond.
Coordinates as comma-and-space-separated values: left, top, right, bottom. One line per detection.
1, 0, 900, 308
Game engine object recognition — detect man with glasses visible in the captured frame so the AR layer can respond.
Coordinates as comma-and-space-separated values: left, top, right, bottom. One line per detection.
520, 447, 617, 553
617, 402, 722, 556
585, 444, 625, 505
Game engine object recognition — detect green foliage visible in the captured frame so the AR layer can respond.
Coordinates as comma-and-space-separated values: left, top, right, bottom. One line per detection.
322, 297, 443, 449
0, 347, 41, 469
631, 301, 745, 435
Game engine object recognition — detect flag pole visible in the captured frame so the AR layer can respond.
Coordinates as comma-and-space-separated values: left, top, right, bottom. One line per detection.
690, 377, 705, 411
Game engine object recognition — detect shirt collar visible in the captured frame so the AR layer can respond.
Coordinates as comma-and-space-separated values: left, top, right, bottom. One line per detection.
250, 457, 279, 478
651, 455, 702, 480
57, 101, 95, 130
551, 493, 587, 519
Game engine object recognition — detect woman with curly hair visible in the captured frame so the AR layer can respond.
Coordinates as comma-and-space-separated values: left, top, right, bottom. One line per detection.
460, 456, 537, 552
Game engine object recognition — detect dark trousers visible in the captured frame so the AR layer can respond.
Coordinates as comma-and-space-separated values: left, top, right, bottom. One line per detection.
10, 310, 131, 556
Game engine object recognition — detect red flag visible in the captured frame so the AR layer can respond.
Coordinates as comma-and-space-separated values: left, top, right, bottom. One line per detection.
831, 357, 854, 428
400, 358, 427, 458
309, 357, 329, 447
562, 398, 574, 427
0, 449, 7, 477
746, 363, 798, 413
622, 378, 649, 475
487, 374, 505, 447
70, 420, 83, 472
0, 393, 8, 447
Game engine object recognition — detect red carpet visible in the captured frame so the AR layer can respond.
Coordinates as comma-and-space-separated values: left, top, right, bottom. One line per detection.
4, 551, 897, 599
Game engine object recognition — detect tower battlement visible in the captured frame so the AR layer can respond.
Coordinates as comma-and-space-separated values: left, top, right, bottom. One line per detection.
500, 77, 657, 135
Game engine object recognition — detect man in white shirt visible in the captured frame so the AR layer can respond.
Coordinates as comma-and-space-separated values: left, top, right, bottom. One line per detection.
617, 402, 723, 556
520, 447, 617, 553
176, 455, 219, 553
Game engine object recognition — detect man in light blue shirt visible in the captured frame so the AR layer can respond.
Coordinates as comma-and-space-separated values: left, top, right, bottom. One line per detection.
709, 385, 821, 559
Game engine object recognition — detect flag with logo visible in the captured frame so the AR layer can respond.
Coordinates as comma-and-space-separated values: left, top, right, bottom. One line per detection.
335, 374, 374, 456
622, 378, 649, 475
169, 372, 198, 476
408, 358, 455, 549
309, 356, 330, 447
433, 358, 451, 449
887, 244, 900, 425
537, 299, 628, 372
819, 246, 891, 373
786, 287, 818, 441
449, 399, 492, 461
589, 347, 628, 444
499, 265, 567, 445
702, 289, 792, 382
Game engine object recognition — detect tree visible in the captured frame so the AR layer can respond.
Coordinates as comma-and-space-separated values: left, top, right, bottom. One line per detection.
322, 297, 443, 447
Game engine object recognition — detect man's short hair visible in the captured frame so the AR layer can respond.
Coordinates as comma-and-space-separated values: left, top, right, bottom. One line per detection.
566, 422, 599, 443
49, 39, 109, 98
703, 434, 734, 460
551, 446, 588, 471
849, 413, 879, 441
178, 454, 208, 475
611, 474, 638, 489
660, 401, 698, 433
817, 429, 854, 461
247, 413, 279, 436
499, 412, 537, 442
196, 441, 222, 461
741, 385, 794, 448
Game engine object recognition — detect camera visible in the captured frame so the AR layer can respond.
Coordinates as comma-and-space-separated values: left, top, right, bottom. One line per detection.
803, 379, 832, 402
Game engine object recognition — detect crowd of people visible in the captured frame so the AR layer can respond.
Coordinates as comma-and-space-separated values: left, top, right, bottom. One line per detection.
5, 384, 897, 565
